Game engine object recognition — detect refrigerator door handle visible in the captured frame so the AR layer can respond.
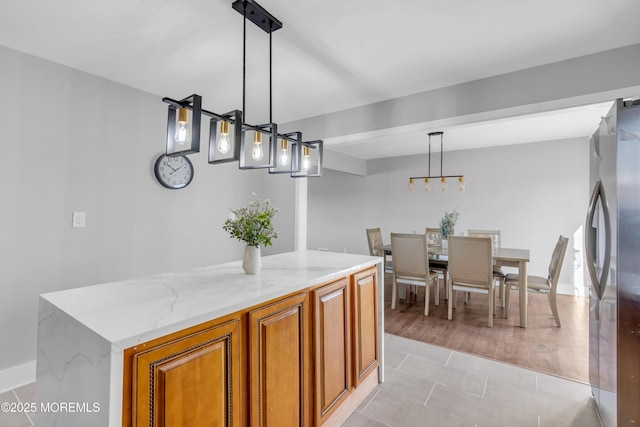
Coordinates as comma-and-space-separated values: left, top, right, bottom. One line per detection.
585, 179, 611, 300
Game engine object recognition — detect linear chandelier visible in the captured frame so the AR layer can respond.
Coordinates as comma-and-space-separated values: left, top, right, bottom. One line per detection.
162, 0, 323, 178
408, 131, 465, 192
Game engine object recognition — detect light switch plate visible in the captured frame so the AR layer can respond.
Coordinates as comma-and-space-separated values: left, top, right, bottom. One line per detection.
72, 212, 86, 228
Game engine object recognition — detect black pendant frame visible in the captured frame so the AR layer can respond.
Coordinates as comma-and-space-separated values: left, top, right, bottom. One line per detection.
291, 140, 323, 178
163, 94, 202, 156
239, 123, 277, 169
269, 131, 301, 174
208, 110, 243, 164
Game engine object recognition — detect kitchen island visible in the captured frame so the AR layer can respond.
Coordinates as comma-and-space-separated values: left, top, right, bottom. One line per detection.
36, 250, 383, 426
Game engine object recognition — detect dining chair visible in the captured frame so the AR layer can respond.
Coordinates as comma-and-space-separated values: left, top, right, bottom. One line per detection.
390, 233, 439, 316
504, 235, 569, 327
426, 227, 450, 299
467, 229, 506, 308
447, 236, 495, 327
366, 227, 393, 273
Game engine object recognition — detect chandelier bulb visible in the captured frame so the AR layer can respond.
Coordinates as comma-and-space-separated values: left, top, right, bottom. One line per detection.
174, 108, 191, 146
302, 146, 311, 170
441, 177, 447, 192
458, 176, 465, 192
278, 139, 289, 166
217, 121, 231, 154
424, 178, 430, 192
408, 178, 415, 192
251, 131, 264, 161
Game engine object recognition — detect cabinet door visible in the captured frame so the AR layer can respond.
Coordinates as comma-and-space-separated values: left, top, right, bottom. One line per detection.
351, 267, 380, 386
132, 319, 240, 427
249, 292, 310, 427
313, 277, 351, 424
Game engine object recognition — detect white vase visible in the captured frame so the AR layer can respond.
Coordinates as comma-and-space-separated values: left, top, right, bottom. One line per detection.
441, 239, 448, 249
243, 245, 262, 274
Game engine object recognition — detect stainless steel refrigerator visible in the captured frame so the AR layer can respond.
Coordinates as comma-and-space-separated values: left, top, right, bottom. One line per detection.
587, 98, 640, 427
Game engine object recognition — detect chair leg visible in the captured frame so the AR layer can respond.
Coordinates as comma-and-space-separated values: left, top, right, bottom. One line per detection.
391, 278, 397, 310
444, 272, 449, 300
492, 287, 496, 315
488, 287, 494, 328
504, 284, 511, 319
447, 283, 453, 320
549, 292, 561, 327
498, 277, 505, 308
434, 279, 440, 306
453, 290, 458, 309
424, 286, 430, 316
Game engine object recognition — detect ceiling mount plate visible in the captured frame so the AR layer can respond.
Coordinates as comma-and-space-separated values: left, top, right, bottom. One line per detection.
232, 0, 283, 33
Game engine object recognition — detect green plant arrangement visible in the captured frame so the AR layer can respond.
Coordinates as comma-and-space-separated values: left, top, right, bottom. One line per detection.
223, 196, 279, 247
439, 208, 459, 239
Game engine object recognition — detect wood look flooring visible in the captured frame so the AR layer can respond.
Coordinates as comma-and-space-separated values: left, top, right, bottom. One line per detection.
383, 274, 590, 383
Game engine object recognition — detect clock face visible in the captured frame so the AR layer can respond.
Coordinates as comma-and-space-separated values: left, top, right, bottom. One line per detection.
154, 154, 194, 189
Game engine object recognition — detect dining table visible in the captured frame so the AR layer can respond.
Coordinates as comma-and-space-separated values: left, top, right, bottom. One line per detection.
380, 243, 531, 328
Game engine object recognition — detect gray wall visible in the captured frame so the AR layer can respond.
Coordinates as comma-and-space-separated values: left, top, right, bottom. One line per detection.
308, 137, 589, 292
287, 43, 640, 142
0, 45, 295, 372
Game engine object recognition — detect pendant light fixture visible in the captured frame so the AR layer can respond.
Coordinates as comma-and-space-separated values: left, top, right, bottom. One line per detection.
269, 132, 301, 174
208, 109, 242, 164
291, 140, 323, 178
164, 94, 202, 156
161, 0, 323, 178
408, 131, 464, 192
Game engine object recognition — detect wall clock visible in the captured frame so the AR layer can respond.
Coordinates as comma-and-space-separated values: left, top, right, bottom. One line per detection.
154, 154, 194, 189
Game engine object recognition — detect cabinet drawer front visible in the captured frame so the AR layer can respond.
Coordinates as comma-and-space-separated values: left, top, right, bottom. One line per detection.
249, 292, 310, 427
313, 277, 351, 424
352, 268, 380, 386
132, 319, 240, 427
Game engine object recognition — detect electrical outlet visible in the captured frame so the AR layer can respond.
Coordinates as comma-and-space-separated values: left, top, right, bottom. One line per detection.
72, 212, 86, 228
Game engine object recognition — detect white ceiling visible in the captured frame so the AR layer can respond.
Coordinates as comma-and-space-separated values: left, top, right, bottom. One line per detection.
1, 0, 639, 158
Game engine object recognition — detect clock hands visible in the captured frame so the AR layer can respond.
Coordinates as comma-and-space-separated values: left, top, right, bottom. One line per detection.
169, 164, 186, 175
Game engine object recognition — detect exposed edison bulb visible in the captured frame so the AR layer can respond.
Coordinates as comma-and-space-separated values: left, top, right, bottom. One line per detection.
251, 131, 264, 161
441, 177, 447, 192
458, 176, 465, 192
408, 178, 415, 192
217, 121, 231, 154
174, 108, 191, 146
302, 146, 311, 170
278, 139, 289, 166
424, 178, 430, 192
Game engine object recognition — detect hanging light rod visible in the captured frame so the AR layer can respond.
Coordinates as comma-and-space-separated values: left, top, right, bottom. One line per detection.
409, 131, 465, 192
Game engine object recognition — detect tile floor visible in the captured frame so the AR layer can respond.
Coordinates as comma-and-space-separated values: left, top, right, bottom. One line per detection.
0, 381, 35, 427
0, 334, 600, 427
342, 334, 601, 427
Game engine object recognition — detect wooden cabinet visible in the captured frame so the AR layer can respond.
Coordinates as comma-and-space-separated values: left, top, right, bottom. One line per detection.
124, 266, 379, 427
129, 318, 241, 427
351, 267, 379, 386
248, 292, 310, 427
312, 277, 351, 425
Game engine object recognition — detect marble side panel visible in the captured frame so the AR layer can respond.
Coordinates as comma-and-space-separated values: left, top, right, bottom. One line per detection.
36, 298, 112, 427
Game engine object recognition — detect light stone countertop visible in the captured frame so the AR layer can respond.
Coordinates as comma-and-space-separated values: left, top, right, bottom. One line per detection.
40, 250, 381, 350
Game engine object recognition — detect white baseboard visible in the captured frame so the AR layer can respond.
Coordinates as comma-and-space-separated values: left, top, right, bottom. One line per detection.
0, 360, 36, 393
557, 282, 589, 297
